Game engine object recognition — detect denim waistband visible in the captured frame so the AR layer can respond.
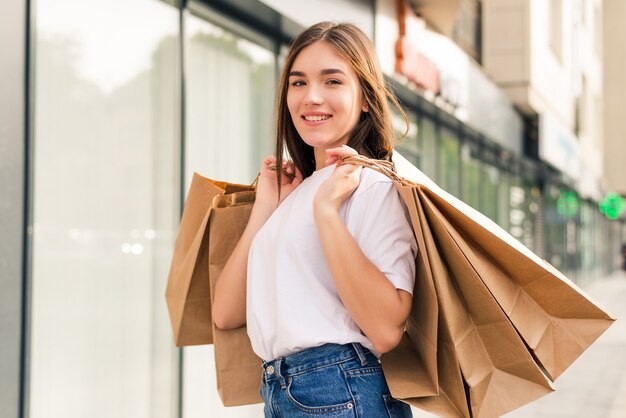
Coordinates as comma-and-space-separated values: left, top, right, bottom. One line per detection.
260, 343, 378, 388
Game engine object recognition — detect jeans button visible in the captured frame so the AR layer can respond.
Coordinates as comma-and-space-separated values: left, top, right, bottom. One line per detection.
266, 365, 275, 375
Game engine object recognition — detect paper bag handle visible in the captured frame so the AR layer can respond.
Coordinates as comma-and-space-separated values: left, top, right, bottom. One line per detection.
341, 154, 407, 184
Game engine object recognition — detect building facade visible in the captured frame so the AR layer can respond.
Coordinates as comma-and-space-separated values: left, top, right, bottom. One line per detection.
603, 0, 626, 197
1, 0, 623, 417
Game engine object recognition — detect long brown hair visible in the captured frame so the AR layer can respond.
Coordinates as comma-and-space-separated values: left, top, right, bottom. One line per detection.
274, 21, 408, 196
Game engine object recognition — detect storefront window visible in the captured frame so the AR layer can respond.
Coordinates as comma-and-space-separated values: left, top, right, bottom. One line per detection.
544, 183, 570, 274
461, 142, 481, 211
438, 128, 461, 197
496, 170, 510, 230
393, 108, 419, 166
182, 6, 275, 417
509, 170, 539, 254
420, 117, 437, 178
580, 200, 596, 284
480, 150, 499, 223
184, 5, 275, 188
31, 1, 179, 417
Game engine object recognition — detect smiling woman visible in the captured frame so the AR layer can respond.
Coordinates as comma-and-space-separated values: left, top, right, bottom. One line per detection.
211, 22, 415, 418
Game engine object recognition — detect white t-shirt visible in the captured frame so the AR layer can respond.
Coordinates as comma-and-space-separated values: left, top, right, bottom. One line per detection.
246, 163, 418, 361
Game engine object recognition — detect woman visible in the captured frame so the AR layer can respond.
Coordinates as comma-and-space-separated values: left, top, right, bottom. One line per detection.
213, 21, 417, 417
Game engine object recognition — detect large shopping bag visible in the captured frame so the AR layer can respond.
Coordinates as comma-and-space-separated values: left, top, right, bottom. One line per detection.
165, 173, 222, 346
164, 173, 263, 406
348, 153, 616, 417
207, 185, 264, 406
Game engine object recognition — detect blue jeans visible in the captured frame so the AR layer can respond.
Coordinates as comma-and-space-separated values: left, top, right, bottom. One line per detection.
260, 342, 413, 417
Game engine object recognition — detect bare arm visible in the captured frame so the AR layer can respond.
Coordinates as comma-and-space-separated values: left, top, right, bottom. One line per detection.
313, 146, 412, 354
314, 206, 412, 354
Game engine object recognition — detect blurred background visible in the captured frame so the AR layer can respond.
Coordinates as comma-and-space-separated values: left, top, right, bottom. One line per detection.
1, 0, 625, 417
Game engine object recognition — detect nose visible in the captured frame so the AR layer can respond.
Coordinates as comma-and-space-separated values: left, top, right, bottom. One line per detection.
303, 83, 323, 106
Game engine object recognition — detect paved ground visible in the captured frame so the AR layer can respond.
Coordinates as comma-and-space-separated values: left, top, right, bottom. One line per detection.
411, 270, 626, 418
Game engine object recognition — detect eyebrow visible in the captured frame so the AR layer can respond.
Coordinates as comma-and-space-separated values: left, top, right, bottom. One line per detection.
288, 68, 347, 77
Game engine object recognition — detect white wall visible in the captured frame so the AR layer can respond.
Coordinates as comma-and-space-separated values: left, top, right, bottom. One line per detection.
483, 0, 605, 197
259, 0, 374, 37
603, 0, 626, 195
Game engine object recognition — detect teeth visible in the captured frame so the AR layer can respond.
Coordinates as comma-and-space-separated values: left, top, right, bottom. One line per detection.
304, 115, 331, 121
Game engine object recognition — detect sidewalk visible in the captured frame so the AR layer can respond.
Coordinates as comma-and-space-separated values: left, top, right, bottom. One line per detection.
410, 270, 626, 418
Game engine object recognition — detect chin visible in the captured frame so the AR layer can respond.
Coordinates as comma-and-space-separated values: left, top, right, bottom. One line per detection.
299, 134, 334, 148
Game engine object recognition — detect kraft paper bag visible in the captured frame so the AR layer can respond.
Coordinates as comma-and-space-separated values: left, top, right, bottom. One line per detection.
164, 172, 262, 405
165, 173, 223, 346
368, 153, 615, 417
207, 189, 263, 406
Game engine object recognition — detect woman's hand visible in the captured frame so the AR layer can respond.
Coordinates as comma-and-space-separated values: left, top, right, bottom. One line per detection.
313, 145, 362, 217
254, 155, 303, 215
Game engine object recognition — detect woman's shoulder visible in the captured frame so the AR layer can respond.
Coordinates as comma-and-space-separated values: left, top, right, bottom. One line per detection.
353, 166, 394, 197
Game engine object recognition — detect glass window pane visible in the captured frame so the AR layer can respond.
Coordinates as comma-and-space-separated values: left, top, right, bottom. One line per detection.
480, 164, 499, 222
496, 170, 510, 230
461, 143, 481, 210
394, 109, 419, 166
184, 11, 276, 188
31, 1, 180, 417
438, 128, 460, 197
420, 117, 437, 178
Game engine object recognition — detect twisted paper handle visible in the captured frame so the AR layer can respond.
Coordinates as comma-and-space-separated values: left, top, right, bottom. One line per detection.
340, 154, 407, 184
252, 154, 408, 187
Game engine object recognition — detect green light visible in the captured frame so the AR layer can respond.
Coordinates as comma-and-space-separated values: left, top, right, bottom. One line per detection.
557, 190, 579, 219
599, 192, 626, 220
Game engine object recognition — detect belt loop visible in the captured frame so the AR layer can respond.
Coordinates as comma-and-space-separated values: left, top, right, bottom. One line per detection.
351, 343, 368, 366
260, 362, 267, 386
275, 357, 287, 389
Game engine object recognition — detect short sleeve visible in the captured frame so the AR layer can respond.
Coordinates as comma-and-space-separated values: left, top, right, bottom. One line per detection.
344, 173, 418, 295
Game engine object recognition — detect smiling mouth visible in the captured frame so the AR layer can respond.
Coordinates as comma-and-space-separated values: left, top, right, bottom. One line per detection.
302, 115, 332, 122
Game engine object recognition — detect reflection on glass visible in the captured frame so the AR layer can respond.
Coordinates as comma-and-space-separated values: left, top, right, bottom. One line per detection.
394, 109, 419, 165
31, 1, 179, 418
496, 170, 510, 230
461, 143, 480, 210
420, 118, 437, 178
438, 128, 460, 197
480, 163, 499, 222
184, 13, 275, 189
544, 183, 566, 271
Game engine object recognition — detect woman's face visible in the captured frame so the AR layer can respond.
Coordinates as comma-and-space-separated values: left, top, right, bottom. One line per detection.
287, 41, 366, 150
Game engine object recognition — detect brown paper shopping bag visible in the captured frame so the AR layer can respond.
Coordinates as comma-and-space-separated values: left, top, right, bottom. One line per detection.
392, 180, 552, 418
164, 172, 263, 406
420, 193, 554, 417
422, 185, 614, 381
207, 188, 263, 406
165, 173, 222, 346
346, 153, 615, 417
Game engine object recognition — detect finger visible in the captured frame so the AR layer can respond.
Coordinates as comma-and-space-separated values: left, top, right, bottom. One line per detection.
326, 146, 358, 159
262, 155, 277, 169
325, 155, 339, 166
